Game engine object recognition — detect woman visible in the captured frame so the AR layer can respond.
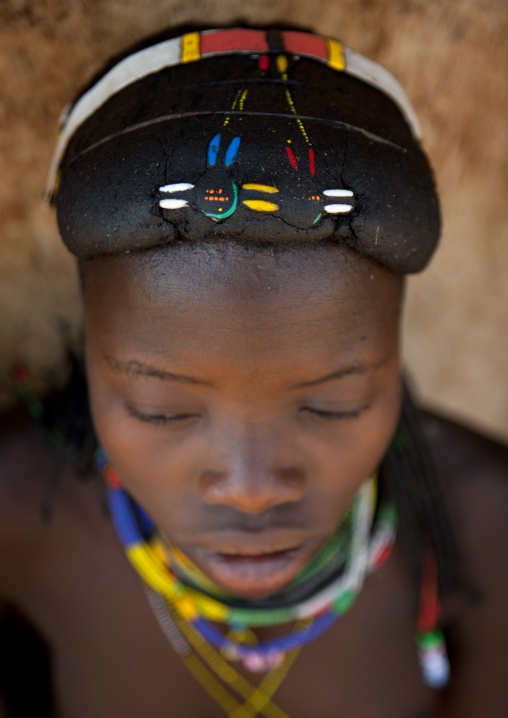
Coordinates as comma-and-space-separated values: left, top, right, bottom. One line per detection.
2, 26, 508, 717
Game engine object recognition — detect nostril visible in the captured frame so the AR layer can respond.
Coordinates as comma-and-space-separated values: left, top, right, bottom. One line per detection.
278, 468, 306, 496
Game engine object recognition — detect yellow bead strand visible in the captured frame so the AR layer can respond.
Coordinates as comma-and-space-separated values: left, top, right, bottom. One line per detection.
167, 597, 302, 718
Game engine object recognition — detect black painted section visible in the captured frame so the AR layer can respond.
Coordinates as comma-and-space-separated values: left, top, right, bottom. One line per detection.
56, 51, 440, 272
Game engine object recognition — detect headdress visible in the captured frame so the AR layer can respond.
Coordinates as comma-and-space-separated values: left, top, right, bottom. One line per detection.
48, 28, 440, 272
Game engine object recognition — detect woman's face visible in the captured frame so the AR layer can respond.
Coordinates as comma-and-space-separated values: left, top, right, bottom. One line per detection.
84, 243, 403, 599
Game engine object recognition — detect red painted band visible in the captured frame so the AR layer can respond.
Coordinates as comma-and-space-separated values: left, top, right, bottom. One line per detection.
281, 31, 328, 60
201, 29, 269, 56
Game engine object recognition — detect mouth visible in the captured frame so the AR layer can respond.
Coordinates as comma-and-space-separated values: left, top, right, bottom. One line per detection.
186, 538, 323, 599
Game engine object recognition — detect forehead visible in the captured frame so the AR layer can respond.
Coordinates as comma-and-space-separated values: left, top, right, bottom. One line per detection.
82, 242, 402, 323
82, 243, 403, 374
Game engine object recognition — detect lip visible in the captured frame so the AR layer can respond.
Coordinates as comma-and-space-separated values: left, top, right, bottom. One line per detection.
186, 538, 324, 599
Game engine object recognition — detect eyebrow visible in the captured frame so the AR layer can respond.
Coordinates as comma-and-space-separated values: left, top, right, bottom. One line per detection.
106, 357, 213, 386
293, 361, 383, 389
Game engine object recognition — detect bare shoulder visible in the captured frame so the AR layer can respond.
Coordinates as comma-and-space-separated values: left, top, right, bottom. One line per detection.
420, 410, 508, 549
0, 404, 107, 605
0, 406, 63, 574
0, 406, 55, 524
421, 410, 508, 715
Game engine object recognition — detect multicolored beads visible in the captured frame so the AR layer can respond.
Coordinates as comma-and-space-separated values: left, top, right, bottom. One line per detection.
416, 630, 450, 689
97, 449, 448, 689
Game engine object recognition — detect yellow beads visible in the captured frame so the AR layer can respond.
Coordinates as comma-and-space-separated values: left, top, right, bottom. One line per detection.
127, 545, 180, 599
168, 598, 299, 718
195, 594, 229, 622
176, 595, 200, 621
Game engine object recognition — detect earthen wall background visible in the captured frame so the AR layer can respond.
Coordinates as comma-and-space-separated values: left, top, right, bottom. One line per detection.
1, 0, 507, 439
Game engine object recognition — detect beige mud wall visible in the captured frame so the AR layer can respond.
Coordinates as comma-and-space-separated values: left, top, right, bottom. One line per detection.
1, 0, 507, 439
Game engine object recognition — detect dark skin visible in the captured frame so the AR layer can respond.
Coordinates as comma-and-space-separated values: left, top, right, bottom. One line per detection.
1, 242, 508, 717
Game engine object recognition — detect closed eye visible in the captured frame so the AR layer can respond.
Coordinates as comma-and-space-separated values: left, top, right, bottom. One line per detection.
125, 403, 200, 426
300, 405, 369, 421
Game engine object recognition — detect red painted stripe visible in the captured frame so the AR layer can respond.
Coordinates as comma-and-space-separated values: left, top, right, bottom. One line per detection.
285, 146, 298, 169
281, 31, 327, 60
259, 54, 269, 71
201, 29, 269, 55
308, 148, 315, 175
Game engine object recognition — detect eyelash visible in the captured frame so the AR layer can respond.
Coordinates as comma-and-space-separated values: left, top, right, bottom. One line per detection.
125, 404, 197, 425
125, 404, 369, 425
302, 406, 368, 421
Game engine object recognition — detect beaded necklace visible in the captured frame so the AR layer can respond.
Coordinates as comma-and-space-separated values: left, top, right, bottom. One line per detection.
99, 455, 401, 716
159, 519, 352, 605
99, 453, 449, 683
101, 456, 394, 623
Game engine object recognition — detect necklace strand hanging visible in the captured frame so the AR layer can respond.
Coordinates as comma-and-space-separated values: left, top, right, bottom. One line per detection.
147, 587, 304, 718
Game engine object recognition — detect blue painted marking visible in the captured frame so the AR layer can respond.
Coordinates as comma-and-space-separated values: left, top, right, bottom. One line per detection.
225, 137, 241, 167
208, 134, 221, 166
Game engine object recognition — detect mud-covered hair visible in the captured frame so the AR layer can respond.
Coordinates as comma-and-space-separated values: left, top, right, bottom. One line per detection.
48, 26, 440, 273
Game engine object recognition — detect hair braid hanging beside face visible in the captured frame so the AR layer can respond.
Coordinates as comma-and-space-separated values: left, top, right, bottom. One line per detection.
381, 386, 464, 599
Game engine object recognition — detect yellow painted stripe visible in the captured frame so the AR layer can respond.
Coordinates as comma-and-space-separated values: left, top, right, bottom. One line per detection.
243, 200, 279, 212
181, 32, 201, 63
276, 55, 288, 74
327, 38, 345, 71
242, 183, 280, 193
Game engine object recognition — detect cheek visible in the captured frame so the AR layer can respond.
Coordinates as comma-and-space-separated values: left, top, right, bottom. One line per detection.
85, 351, 193, 513
312, 376, 402, 502
91, 411, 192, 521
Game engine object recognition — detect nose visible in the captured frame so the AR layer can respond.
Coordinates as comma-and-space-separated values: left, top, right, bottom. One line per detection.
198, 432, 305, 514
